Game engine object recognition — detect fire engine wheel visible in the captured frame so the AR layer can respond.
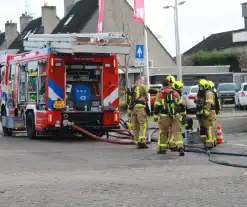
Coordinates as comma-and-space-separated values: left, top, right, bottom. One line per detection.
26, 112, 37, 140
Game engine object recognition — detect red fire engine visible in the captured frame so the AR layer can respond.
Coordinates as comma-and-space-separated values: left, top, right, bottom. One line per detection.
0, 33, 130, 139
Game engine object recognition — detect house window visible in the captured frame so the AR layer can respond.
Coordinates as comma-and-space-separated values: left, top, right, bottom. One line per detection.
64, 14, 74, 26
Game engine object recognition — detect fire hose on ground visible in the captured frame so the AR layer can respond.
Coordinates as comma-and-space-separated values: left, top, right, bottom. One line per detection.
148, 127, 247, 168
71, 119, 247, 168
72, 124, 151, 145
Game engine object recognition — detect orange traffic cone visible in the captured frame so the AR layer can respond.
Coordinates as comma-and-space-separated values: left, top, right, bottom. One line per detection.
216, 124, 224, 144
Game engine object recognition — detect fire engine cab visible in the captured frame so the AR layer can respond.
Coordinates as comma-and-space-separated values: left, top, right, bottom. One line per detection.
0, 33, 130, 139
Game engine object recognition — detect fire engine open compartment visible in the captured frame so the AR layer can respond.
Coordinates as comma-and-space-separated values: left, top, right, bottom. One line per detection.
62, 62, 107, 129
65, 63, 102, 112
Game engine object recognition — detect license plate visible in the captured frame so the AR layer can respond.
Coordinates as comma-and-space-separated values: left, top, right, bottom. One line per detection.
54, 100, 65, 109
224, 98, 232, 101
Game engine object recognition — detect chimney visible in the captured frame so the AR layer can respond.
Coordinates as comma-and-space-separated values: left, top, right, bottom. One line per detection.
242, 2, 247, 29
41, 5, 58, 33
64, 0, 74, 16
64, 0, 80, 16
5, 21, 18, 48
19, 12, 33, 32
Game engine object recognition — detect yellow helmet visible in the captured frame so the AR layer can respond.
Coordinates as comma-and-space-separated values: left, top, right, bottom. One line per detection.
208, 80, 215, 89
172, 80, 184, 90
166, 75, 176, 84
199, 79, 208, 89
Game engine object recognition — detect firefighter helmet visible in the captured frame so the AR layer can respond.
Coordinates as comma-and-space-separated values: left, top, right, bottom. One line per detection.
166, 75, 176, 84
199, 79, 208, 89
208, 80, 215, 89
172, 80, 184, 91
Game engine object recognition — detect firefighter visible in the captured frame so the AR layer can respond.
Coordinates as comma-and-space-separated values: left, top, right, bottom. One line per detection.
208, 80, 221, 115
170, 80, 193, 148
130, 76, 150, 149
208, 80, 221, 146
153, 76, 185, 156
197, 79, 216, 149
172, 80, 193, 129
194, 79, 207, 142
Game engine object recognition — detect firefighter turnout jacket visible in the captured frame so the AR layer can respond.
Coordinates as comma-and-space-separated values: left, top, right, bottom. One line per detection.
203, 89, 216, 116
212, 88, 222, 115
129, 84, 159, 112
154, 86, 184, 117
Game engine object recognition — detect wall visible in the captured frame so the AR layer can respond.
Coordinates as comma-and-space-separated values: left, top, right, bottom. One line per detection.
64, 0, 74, 15
83, 0, 175, 68
118, 65, 233, 87
152, 73, 234, 86
64, 0, 80, 16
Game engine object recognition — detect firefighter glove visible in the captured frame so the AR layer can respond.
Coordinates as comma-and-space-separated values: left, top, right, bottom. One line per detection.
203, 109, 210, 116
153, 115, 159, 122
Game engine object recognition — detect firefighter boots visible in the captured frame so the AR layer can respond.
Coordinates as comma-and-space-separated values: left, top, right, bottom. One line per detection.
137, 142, 149, 149
157, 148, 166, 154
179, 147, 185, 156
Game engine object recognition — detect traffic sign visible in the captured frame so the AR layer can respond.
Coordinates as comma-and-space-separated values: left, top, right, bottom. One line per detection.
135, 45, 144, 59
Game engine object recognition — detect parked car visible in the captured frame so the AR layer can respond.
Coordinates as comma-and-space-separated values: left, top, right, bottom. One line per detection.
235, 82, 247, 109
182, 85, 199, 111
217, 83, 238, 105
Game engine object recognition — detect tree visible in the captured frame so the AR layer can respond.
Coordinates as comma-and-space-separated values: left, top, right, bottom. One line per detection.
238, 52, 247, 70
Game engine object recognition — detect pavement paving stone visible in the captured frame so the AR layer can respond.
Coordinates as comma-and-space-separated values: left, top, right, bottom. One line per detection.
0, 133, 247, 206
0, 109, 247, 206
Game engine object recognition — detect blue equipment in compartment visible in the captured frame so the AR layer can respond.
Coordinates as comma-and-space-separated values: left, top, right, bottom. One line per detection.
74, 84, 91, 102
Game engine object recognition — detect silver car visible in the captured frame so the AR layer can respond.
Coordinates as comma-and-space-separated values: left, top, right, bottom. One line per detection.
182, 85, 199, 112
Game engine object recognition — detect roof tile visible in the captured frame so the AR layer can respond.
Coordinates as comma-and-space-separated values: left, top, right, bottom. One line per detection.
0, 32, 5, 46
183, 29, 246, 55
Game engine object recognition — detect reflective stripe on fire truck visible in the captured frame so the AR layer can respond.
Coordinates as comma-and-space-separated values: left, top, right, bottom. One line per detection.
48, 79, 64, 110
103, 87, 119, 108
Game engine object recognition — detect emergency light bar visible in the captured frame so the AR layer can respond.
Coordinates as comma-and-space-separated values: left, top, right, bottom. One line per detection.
23, 33, 131, 55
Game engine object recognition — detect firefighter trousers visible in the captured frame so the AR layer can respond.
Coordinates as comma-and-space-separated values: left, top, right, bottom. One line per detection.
131, 106, 148, 144
201, 111, 216, 148
127, 108, 133, 130
158, 115, 184, 151
197, 113, 207, 140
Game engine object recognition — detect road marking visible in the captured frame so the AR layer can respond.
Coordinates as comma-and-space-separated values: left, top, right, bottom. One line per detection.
226, 142, 247, 147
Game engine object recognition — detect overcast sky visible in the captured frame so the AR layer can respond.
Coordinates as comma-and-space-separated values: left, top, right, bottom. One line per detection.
0, 0, 245, 56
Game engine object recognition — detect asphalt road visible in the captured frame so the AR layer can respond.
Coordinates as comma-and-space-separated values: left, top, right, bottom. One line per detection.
0, 109, 247, 206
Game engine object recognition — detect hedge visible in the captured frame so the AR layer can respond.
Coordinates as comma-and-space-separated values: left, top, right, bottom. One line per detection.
191, 50, 241, 72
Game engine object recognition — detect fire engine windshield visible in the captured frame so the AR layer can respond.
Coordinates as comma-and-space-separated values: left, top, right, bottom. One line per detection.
65, 64, 101, 111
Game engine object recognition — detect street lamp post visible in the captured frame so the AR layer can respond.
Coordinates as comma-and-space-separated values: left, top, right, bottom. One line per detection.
163, 0, 186, 81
